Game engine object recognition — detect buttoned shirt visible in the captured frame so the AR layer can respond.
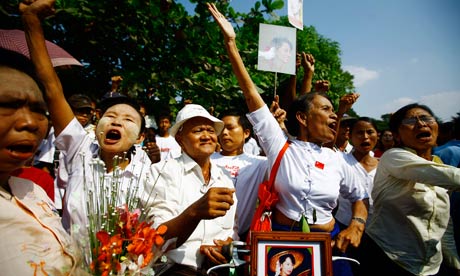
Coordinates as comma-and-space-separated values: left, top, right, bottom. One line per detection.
367, 147, 460, 275
145, 153, 237, 269
0, 177, 87, 275
247, 105, 367, 225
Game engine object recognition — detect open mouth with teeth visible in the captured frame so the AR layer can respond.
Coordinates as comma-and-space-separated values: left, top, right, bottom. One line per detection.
7, 143, 36, 160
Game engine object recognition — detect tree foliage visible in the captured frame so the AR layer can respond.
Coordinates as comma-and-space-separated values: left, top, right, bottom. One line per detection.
1, 0, 357, 118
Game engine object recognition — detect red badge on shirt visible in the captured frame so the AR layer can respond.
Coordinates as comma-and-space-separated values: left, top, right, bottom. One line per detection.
315, 161, 325, 170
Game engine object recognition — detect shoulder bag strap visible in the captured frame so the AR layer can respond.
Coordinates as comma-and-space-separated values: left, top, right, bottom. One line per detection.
266, 140, 291, 190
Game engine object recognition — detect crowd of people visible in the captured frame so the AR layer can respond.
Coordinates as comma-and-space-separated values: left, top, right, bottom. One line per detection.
0, 0, 459, 275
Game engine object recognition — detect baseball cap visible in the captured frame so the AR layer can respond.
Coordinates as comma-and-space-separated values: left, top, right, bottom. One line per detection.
169, 104, 224, 137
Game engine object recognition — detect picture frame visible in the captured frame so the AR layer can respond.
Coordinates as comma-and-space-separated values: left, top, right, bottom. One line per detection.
250, 231, 332, 276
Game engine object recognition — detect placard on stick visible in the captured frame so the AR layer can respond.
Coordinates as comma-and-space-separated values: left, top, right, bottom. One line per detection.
257, 23, 297, 76
288, 0, 304, 30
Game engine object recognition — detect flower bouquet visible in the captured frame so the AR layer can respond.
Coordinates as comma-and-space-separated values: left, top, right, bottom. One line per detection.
79, 152, 167, 276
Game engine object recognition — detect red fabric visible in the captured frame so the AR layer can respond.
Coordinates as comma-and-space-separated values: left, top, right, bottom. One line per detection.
250, 181, 279, 232
11, 167, 55, 201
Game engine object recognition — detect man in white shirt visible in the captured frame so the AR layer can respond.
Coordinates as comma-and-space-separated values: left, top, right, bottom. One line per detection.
155, 113, 181, 160
211, 109, 268, 241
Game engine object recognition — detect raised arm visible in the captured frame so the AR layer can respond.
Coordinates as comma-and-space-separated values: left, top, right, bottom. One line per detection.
207, 3, 264, 112
299, 52, 315, 95
20, 0, 75, 136
325, 92, 360, 148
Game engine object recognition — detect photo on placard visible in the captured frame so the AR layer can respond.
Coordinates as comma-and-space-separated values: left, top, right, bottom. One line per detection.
288, 0, 304, 30
257, 23, 297, 75
250, 232, 333, 276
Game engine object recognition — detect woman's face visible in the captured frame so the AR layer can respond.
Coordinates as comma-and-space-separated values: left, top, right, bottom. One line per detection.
281, 256, 294, 275
303, 95, 338, 144
96, 103, 143, 154
381, 130, 394, 148
0, 67, 48, 175
276, 42, 292, 63
176, 117, 218, 161
351, 121, 378, 154
396, 107, 438, 152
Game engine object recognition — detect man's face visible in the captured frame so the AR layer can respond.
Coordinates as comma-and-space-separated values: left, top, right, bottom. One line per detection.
176, 117, 217, 161
95, 103, 143, 154
158, 117, 171, 136
0, 67, 48, 174
74, 107, 94, 127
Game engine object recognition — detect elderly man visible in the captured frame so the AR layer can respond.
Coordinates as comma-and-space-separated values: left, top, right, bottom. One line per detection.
145, 104, 237, 275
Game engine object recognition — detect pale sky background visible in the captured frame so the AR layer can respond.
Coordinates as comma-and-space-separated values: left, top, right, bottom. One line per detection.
179, 0, 460, 122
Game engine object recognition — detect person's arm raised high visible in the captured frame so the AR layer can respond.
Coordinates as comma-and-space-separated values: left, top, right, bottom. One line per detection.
20, 0, 74, 137
207, 3, 264, 112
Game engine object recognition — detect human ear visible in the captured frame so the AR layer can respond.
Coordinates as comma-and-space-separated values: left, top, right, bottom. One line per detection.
243, 129, 251, 140
136, 132, 145, 144
296, 111, 307, 127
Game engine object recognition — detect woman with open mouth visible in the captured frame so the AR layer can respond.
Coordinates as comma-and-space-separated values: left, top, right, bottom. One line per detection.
0, 46, 86, 275
358, 103, 460, 275
208, 3, 368, 276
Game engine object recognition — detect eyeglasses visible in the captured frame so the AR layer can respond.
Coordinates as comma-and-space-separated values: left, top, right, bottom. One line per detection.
401, 115, 436, 126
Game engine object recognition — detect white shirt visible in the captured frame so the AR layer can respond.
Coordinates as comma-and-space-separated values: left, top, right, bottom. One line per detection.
145, 153, 237, 269
54, 118, 152, 235
211, 152, 268, 235
155, 135, 182, 160
243, 137, 262, 156
367, 147, 460, 275
335, 152, 376, 226
247, 105, 367, 225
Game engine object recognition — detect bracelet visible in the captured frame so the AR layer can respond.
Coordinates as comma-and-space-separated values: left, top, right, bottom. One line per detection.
351, 217, 366, 224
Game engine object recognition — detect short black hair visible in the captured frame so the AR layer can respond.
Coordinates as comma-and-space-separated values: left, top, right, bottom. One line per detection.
98, 95, 146, 134
219, 109, 253, 142
0, 48, 44, 93
349, 117, 378, 133
286, 91, 331, 137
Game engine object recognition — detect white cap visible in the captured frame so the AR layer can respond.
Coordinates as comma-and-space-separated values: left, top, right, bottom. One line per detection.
169, 104, 224, 137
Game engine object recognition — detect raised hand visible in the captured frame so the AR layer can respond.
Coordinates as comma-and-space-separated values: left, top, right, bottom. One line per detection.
19, 0, 56, 18
207, 3, 236, 41
301, 52, 315, 73
314, 80, 330, 92
270, 95, 287, 125
337, 92, 360, 116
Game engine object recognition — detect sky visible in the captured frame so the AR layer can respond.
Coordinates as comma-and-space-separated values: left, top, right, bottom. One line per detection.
178, 0, 460, 122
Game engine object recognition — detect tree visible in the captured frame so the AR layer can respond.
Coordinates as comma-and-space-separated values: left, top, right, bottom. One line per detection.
1, 0, 356, 118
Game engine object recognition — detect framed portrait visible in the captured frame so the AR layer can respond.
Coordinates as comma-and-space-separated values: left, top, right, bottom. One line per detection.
250, 231, 332, 276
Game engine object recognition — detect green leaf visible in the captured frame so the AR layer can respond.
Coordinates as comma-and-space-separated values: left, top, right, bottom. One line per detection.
300, 214, 310, 233
271, 0, 285, 10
